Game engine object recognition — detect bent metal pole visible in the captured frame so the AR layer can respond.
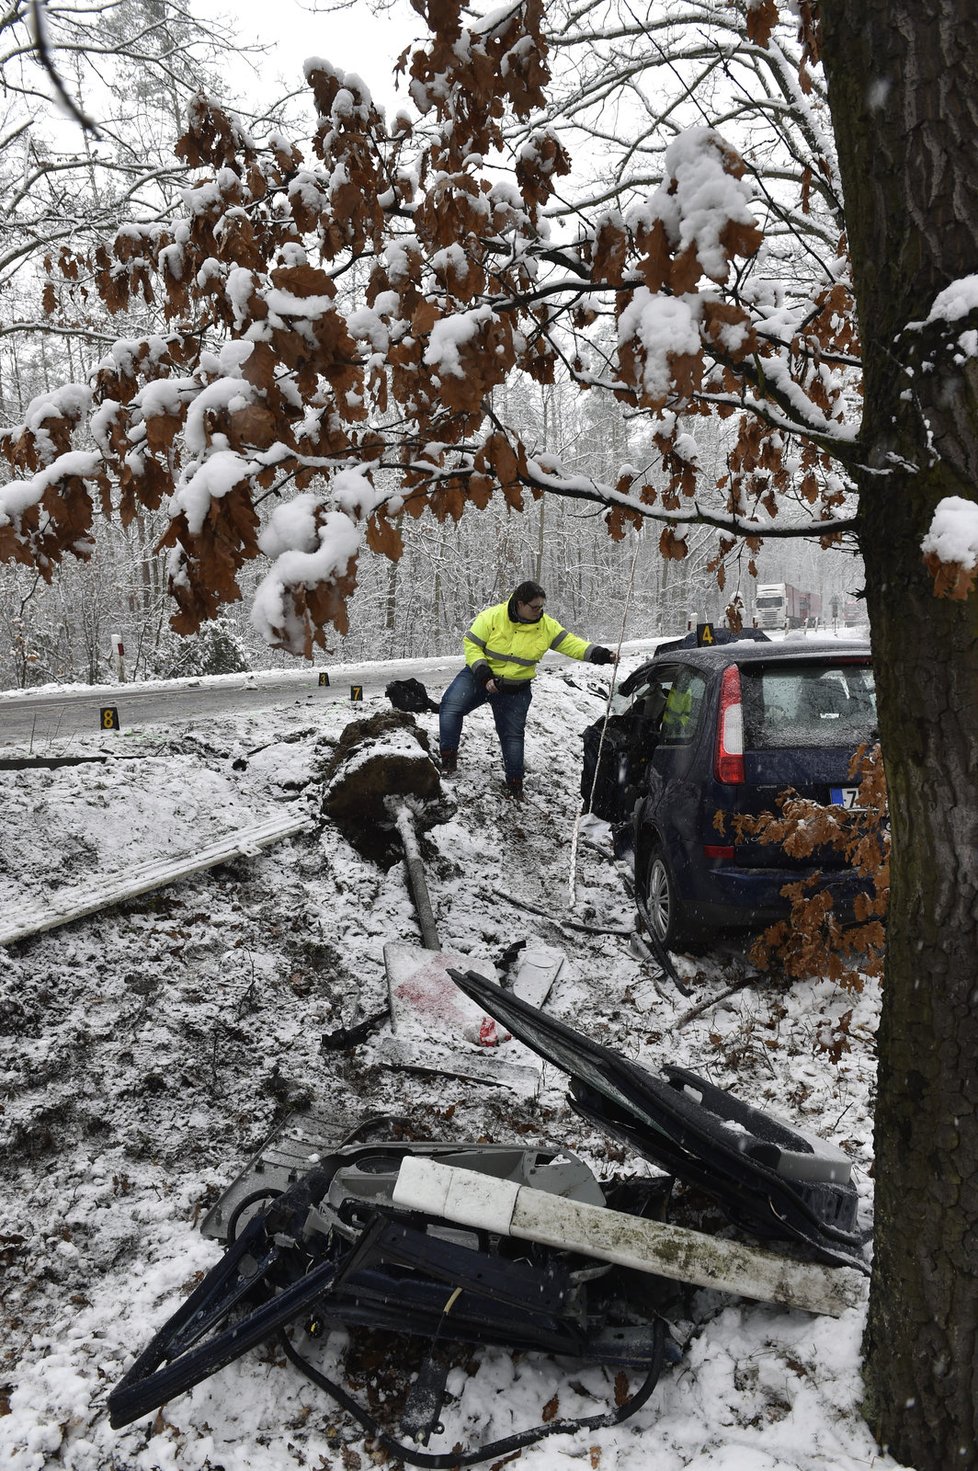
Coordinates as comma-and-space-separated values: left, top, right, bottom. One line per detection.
392, 801, 441, 951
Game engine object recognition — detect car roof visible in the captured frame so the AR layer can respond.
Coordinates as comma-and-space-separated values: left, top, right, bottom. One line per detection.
666, 636, 871, 664
621, 636, 872, 694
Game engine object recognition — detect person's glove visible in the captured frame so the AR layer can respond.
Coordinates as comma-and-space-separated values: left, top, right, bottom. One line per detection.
590, 646, 615, 665
475, 665, 496, 686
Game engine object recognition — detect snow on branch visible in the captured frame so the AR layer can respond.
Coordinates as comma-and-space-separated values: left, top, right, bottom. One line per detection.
922, 496, 978, 600
1, 2, 885, 650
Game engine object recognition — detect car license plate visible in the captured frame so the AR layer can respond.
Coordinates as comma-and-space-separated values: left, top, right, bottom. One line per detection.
830, 786, 861, 809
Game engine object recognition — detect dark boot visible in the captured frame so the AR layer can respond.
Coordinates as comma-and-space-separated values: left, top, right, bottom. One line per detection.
439, 748, 458, 775
504, 777, 524, 801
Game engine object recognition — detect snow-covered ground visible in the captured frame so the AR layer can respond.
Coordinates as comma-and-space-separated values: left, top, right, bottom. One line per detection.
0, 654, 903, 1471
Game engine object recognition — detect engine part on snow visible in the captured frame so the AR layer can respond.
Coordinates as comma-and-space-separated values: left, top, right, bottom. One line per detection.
447, 969, 868, 1270
109, 1125, 678, 1464
393, 1156, 862, 1317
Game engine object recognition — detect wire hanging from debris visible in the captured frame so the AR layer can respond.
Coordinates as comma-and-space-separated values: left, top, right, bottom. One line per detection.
567, 534, 641, 908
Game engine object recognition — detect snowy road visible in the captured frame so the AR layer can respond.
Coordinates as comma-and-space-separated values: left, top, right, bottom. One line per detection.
0, 640, 663, 753
0, 654, 461, 751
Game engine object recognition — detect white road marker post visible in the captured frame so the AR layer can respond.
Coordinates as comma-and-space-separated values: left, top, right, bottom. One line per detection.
392, 1156, 863, 1319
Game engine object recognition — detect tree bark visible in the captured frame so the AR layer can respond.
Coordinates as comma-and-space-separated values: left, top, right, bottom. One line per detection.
820, 4, 978, 1466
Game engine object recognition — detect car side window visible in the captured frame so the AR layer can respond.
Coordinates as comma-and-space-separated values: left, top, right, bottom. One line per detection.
659, 666, 707, 744
621, 670, 667, 724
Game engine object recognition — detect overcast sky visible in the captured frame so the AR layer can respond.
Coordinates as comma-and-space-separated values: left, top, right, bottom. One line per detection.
193, 0, 418, 116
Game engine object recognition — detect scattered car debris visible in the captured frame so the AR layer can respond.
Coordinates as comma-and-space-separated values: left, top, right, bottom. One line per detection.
393, 1155, 862, 1317
107, 972, 866, 1464
108, 1125, 677, 1463
372, 1034, 542, 1092
509, 937, 565, 1007
385, 942, 507, 1047
381, 935, 541, 1089
450, 969, 868, 1270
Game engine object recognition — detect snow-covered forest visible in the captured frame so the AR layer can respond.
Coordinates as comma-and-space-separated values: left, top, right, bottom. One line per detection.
0, 1, 867, 689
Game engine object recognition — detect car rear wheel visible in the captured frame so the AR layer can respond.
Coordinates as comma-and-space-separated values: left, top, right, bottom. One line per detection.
644, 845, 694, 952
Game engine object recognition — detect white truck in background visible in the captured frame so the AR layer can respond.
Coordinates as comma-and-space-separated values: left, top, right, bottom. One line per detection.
754, 582, 821, 631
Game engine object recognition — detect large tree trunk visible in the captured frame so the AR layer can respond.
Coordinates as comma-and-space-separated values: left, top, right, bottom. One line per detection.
820, 4, 978, 1466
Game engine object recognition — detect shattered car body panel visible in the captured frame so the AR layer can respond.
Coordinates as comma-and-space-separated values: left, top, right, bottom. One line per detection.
109, 1122, 676, 1461
449, 970, 865, 1268
108, 982, 865, 1462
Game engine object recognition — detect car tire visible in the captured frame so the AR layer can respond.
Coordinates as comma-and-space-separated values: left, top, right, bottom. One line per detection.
644, 844, 695, 953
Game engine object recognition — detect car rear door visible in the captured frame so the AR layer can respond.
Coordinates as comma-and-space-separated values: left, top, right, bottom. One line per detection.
581, 665, 669, 822
734, 657, 877, 868
642, 662, 712, 875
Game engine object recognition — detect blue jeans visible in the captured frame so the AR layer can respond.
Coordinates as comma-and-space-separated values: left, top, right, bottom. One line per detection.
439, 667, 533, 781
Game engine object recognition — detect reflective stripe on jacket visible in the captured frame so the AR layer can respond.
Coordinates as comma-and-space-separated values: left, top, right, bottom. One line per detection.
464, 601, 594, 687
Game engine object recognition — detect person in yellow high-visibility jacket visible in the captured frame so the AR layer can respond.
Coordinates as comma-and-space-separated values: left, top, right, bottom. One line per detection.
661, 682, 693, 735
438, 581, 616, 799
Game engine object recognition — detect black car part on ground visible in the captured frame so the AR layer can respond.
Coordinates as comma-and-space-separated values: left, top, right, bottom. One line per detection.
448, 970, 867, 1270
107, 955, 865, 1456
107, 1135, 677, 1463
386, 677, 441, 713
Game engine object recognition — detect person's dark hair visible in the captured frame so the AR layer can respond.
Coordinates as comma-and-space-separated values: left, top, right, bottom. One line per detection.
511, 580, 545, 607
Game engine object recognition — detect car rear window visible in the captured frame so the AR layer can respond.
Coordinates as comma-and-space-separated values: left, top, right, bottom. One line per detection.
741, 663, 877, 748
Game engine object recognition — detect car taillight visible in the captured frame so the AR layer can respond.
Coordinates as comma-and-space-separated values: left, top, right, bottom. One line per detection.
715, 664, 745, 784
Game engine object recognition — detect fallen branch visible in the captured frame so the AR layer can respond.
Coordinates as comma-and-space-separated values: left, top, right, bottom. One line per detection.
491, 886, 631, 936
672, 978, 756, 1030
